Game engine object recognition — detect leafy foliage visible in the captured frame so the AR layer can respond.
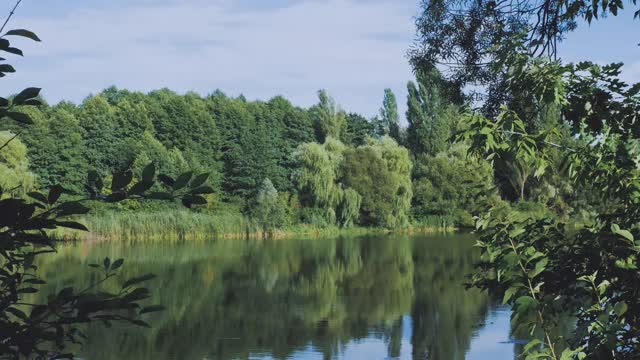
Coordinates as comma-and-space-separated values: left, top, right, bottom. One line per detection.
251, 178, 287, 234
342, 137, 413, 228
406, 70, 454, 156
412, 143, 499, 227
378, 88, 401, 142
462, 56, 640, 359
409, 0, 639, 115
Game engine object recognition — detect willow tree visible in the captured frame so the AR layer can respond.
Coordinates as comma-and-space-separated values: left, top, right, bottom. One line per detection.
293, 137, 361, 227
0, 131, 37, 196
342, 137, 413, 228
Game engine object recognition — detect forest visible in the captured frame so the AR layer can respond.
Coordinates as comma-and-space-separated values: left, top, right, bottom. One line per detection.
1, 71, 507, 239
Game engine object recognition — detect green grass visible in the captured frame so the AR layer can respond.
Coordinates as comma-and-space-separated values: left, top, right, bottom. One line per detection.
52, 209, 253, 241
52, 208, 455, 242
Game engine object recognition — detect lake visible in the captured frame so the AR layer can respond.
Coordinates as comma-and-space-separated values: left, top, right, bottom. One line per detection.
36, 233, 519, 359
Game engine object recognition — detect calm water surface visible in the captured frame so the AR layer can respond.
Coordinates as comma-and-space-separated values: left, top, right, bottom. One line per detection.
37, 234, 519, 359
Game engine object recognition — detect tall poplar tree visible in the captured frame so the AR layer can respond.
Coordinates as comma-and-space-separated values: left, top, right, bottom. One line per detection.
312, 90, 347, 142
406, 70, 449, 157
379, 88, 400, 142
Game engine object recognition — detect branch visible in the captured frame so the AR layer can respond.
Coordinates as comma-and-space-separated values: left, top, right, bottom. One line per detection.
0, 0, 23, 35
0, 130, 22, 152
498, 129, 576, 152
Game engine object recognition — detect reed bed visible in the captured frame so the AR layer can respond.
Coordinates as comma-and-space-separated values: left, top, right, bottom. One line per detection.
51, 210, 455, 242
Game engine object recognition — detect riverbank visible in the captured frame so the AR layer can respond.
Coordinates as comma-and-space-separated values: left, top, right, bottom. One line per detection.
51, 209, 456, 242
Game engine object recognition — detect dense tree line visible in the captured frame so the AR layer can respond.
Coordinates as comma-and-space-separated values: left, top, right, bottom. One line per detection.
2, 79, 508, 230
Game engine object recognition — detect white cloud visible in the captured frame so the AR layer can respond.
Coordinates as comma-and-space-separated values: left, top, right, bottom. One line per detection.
622, 62, 640, 85
3, 0, 417, 121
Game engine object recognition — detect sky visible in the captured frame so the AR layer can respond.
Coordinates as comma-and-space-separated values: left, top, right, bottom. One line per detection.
1, 0, 638, 123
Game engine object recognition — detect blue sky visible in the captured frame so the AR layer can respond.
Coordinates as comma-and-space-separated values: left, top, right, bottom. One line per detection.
2, 0, 638, 123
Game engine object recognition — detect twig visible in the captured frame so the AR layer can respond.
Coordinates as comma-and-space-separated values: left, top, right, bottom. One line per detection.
0, 0, 23, 35
0, 129, 22, 152
498, 129, 576, 152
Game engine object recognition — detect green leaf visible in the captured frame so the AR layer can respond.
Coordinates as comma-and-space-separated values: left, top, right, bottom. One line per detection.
4, 29, 41, 41
158, 174, 174, 188
6, 307, 28, 321
5, 111, 32, 124
142, 163, 155, 183
57, 201, 90, 216
515, 295, 538, 312
190, 173, 209, 188
122, 274, 156, 289
509, 227, 525, 237
523, 339, 542, 353
146, 192, 173, 200
103, 257, 111, 269
181, 194, 206, 208
105, 192, 127, 203
129, 181, 153, 195
1, 47, 23, 56
12, 87, 41, 104
190, 186, 214, 195
48, 185, 65, 204
529, 258, 548, 279
613, 301, 628, 316
17, 287, 38, 294
27, 191, 47, 204
0, 64, 16, 73
503, 286, 519, 304
24, 278, 46, 284
173, 171, 193, 191
611, 224, 634, 243
111, 171, 133, 191
55, 221, 88, 231
110, 258, 124, 271
131, 320, 150, 328
140, 305, 165, 314
20, 98, 42, 106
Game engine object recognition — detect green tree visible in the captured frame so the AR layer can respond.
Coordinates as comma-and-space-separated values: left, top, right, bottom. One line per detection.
462, 59, 640, 358
342, 137, 413, 228
251, 178, 287, 234
409, 0, 638, 116
214, 95, 281, 198
406, 70, 451, 156
130, 131, 190, 179
145, 90, 222, 187
0, 131, 37, 196
412, 143, 499, 227
312, 90, 347, 142
379, 88, 400, 142
293, 139, 345, 225
78, 95, 121, 175
18, 105, 88, 193
343, 112, 375, 146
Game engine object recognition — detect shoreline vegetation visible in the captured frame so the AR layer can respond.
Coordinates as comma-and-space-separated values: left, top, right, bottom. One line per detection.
3, 77, 499, 243
51, 209, 457, 242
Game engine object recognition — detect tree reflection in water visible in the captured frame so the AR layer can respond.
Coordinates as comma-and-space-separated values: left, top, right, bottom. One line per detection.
33, 234, 506, 359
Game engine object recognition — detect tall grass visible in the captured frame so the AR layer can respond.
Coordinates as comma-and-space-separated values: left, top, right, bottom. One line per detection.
53, 209, 257, 242
409, 215, 458, 233
52, 210, 456, 242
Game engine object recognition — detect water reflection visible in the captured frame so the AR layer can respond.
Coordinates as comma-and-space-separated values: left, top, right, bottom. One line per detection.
35, 234, 516, 359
